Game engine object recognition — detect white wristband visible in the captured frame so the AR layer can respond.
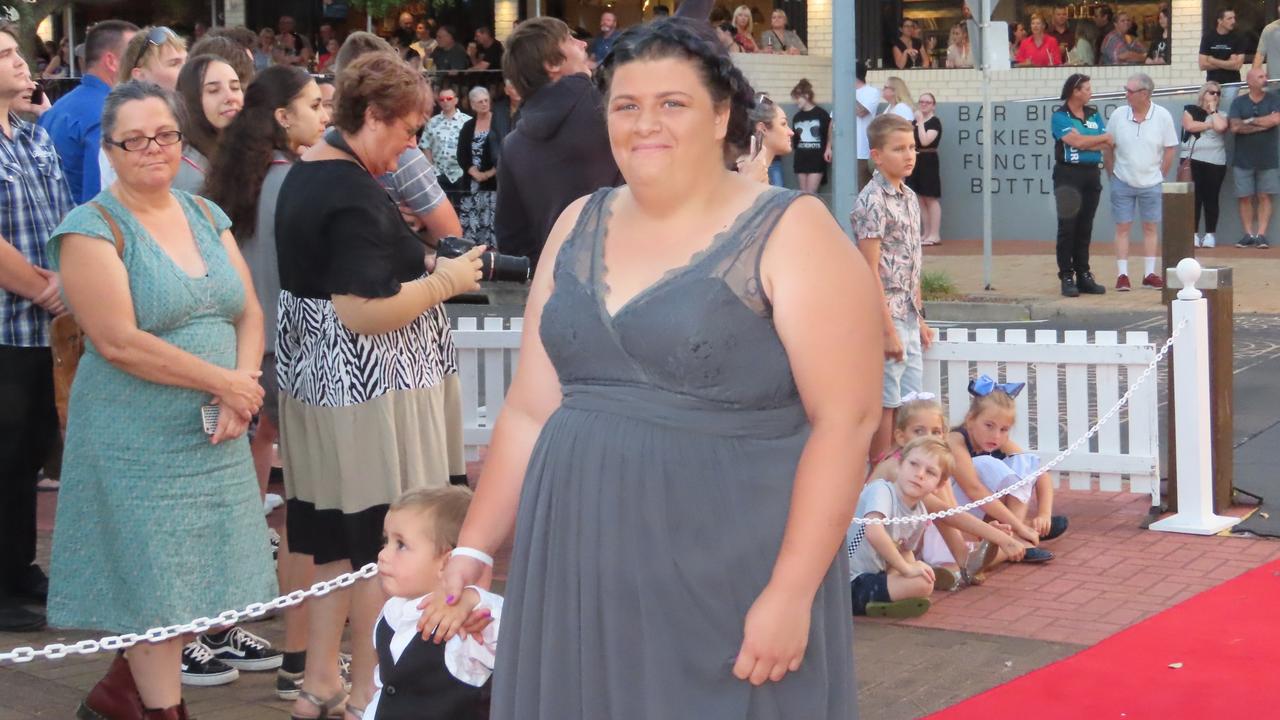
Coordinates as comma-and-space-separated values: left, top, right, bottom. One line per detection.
450, 546, 494, 567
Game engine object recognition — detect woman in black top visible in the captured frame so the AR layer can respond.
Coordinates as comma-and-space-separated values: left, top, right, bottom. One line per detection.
1145, 6, 1170, 65
906, 92, 944, 246
457, 86, 499, 247
788, 78, 829, 194
273, 52, 484, 719
893, 17, 930, 69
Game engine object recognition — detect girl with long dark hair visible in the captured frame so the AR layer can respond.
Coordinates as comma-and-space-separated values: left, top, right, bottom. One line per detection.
173, 54, 243, 193
202, 64, 331, 701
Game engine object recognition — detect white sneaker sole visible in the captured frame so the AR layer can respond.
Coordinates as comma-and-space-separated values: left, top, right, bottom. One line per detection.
180, 666, 239, 687
218, 653, 284, 671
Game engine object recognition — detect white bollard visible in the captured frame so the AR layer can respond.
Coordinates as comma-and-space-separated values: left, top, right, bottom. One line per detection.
1150, 258, 1241, 536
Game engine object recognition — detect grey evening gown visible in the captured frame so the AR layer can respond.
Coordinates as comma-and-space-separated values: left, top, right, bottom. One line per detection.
492, 186, 857, 719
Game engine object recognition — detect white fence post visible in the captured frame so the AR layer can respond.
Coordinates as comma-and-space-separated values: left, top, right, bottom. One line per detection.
1150, 259, 1241, 536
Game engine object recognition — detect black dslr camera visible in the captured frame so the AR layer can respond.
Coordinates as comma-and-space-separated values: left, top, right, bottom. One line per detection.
436, 236, 532, 284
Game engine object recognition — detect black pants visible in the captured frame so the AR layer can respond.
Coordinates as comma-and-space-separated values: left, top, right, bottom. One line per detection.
0, 345, 57, 592
437, 173, 467, 214
1053, 164, 1102, 278
1191, 159, 1227, 234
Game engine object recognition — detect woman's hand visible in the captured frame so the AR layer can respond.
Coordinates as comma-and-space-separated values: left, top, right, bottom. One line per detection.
433, 245, 486, 296
419, 554, 493, 641
210, 403, 251, 444
733, 583, 811, 686
215, 368, 264, 419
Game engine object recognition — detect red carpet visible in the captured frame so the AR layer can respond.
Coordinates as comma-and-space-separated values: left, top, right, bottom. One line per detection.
928, 557, 1280, 719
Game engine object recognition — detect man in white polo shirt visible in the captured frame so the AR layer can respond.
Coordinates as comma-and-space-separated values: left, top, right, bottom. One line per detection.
1104, 73, 1178, 291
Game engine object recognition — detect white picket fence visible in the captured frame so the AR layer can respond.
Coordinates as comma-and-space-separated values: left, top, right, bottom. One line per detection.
453, 319, 1161, 505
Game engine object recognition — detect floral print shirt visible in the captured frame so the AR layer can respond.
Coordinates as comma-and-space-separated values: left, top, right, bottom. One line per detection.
851, 171, 923, 322
421, 111, 472, 184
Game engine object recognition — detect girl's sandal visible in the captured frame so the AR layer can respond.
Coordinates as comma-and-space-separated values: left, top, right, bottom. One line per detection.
864, 597, 931, 619
290, 689, 348, 720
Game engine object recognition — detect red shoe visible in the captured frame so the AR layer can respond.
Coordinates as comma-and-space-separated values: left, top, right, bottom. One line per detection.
1142, 273, 1165, 289
1115, 274, 1131, 291
76, 652, 144, 720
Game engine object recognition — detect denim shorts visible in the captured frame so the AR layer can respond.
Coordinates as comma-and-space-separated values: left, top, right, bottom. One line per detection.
1233, 167, 1280, 198
851, 572, 891, 616
1109, 176, 1162, 224
882, 315, 924, 408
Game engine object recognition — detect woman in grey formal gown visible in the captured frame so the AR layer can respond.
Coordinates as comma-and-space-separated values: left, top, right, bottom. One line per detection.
425, 18, 883, 719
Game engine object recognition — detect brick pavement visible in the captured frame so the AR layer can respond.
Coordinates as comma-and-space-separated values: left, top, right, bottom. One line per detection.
6, 487, 1276, 718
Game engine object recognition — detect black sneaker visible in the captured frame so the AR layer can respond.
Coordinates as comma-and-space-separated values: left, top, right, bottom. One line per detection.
201, 627, 283, 671
1060, 275, 1079, 297
1237, 235, 1258, 248
181, 640, 240, 686
1076, 272, 1106, 294
1257, 235, 1271, 249
0, 599, 45, 632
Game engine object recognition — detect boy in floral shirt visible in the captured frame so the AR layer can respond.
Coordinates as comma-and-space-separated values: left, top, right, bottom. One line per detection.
852, 114, 933, 464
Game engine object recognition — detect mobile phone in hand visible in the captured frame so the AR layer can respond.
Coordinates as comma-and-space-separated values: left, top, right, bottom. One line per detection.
29, 83, 43, 106
201, 404, 220, 435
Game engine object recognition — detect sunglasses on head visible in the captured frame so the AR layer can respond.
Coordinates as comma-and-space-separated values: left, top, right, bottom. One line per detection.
146, 26, 178, 46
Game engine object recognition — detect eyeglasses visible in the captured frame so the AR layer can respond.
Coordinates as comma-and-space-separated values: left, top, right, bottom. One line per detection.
1207, 90, 1221, 96
440, 95, 457, 102
1124, 87, 1148, 95
104, 130, 183, 152
397, 117, 423, 138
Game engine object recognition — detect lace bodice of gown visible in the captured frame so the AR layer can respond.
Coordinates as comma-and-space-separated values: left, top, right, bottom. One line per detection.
539, 186, 806, 409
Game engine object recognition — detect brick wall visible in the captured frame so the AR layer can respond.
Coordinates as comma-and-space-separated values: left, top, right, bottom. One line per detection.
734, 0, 1210, 104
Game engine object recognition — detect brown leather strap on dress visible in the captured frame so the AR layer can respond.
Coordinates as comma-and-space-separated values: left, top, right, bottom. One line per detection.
85, 201, 125, 258
193, 196, 217, 231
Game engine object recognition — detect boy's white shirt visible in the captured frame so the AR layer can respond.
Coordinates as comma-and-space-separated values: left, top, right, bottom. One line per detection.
364, 587, 503, 719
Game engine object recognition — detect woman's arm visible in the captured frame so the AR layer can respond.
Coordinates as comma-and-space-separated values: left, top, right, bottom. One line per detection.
917, 118, 940, 147
58, 233, 264, 414
1210, 111, 1229, 134
731, 196, 882, 686
893, 43, 909, 69
331, 248, 483, 335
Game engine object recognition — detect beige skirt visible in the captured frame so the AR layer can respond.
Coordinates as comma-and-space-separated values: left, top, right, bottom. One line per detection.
280, 373, 465, 566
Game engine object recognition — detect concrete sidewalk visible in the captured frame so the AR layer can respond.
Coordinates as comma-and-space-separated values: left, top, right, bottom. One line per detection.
923, 240, 1280, 316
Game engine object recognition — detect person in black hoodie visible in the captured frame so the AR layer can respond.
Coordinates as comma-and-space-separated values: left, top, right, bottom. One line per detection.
495, 1, 713, 268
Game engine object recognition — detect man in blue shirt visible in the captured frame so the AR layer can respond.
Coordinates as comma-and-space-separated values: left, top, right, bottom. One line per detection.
0, 23, 75, 632
588, 10, 619, 67
39, 19, 136, 203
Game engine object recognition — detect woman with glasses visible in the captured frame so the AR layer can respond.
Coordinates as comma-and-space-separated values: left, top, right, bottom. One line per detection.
894, 17, 930, 69
47, 80, 276, 720
1050, 73, 1112, 297
1182, 82, 1229, 248
272, 52, 484, 719
907, 92, 944, 246
172, 55, 243, 193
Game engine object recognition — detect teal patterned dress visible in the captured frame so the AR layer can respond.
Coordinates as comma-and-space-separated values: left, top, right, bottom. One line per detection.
46, 190, 277, 634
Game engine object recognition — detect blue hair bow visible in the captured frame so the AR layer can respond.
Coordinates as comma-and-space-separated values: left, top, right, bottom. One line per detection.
968, 374, 1025, 399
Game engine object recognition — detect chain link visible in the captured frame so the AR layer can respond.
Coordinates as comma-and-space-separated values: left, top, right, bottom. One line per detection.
0, 562, 379, 664
853, 318, 1186, 526
0, 322, 1188, 664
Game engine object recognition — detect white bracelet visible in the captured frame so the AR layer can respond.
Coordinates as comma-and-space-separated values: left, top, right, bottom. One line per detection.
450, 546, 494, 568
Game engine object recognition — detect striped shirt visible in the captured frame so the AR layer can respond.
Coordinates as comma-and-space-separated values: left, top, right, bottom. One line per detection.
379, 148, 447, 215
0, 112, 75, 347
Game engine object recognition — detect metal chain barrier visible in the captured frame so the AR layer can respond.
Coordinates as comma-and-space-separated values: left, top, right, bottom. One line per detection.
0, 321, 1188, 664
853, 318, 1187, 526
0, 563, 379, 664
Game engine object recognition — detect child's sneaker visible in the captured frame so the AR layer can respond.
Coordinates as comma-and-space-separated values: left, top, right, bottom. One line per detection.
1194, 233, 1202, 248
864, 597, 931, 619
201, 627, 283, 671
181, 640, 239, 687
931, 565, 961, 592
1020, 547, 1055, 563
1202, 233, 1216, 248
1042, 515, 1069, 541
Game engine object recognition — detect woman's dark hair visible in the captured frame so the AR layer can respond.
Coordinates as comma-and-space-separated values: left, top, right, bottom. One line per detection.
1059, 72, 1089, 102
791, 77, 815, 103
203, 65, 313, 240
176, 54, 234, 162
597, 18, 757, 153
188, 35, 255, 85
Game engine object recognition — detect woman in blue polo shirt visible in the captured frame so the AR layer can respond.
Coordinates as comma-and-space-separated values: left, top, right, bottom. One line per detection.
1051, 73, 1114, 297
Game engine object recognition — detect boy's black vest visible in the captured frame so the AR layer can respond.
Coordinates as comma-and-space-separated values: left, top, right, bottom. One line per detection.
372, 616, 490, 720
